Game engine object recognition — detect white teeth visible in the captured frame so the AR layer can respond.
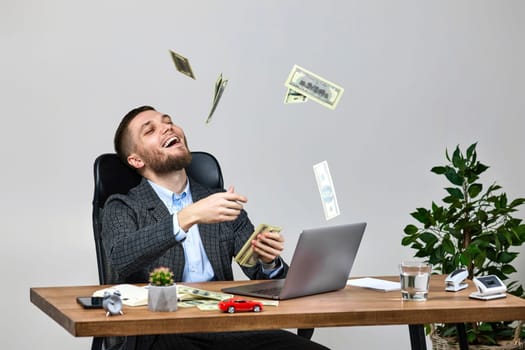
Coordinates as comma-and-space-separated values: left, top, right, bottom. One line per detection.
163, 136, 179, 148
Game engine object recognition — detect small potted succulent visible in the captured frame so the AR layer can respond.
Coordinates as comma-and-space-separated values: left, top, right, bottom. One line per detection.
148, 266, 178, 312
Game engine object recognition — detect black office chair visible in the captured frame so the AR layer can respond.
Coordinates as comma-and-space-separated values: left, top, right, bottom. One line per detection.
91, 152, 312, 350
92, 151, 224, 287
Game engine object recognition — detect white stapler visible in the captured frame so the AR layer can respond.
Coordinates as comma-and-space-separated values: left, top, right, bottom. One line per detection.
445, 268, 468, 292
469, 275, 507, 300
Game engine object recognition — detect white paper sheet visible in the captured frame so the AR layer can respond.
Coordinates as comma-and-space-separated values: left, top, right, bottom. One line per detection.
93, 284, 148, 306
347, 277, 401, 292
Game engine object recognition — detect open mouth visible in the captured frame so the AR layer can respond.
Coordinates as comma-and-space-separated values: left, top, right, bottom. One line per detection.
163, 136, 180, 148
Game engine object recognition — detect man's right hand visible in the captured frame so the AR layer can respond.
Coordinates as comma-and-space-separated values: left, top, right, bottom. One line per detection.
177, 186, 247, 231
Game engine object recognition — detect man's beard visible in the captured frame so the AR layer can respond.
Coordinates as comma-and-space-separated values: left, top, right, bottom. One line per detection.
142, 148, 193, 174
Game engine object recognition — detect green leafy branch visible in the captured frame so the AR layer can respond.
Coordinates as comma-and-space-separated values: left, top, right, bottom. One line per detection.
402, 143, 525, 345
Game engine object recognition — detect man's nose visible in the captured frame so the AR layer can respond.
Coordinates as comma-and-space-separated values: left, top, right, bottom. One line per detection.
161, 124, 171, 134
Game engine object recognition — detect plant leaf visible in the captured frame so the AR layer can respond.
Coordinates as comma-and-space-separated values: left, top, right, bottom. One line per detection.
431, 166, 447, 175
498, 251, 517, 264
509, 198, 525, 208
466, 142, 477, 159
419, 232, 438, 245
411, 208, 432, 225
445, 168, 463, 186
402, 236, 417, 246
478, 322, 493, 332
468, 183, 482, 198
445, 187, 464, 200
501, 264, 516, 274
404, 224, 418, 235
452, 145, 463, 169
442, 237, 455, 255
474, 162, 489, 175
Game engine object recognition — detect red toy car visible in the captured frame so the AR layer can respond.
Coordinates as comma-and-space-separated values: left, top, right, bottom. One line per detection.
218, 298, 263, 313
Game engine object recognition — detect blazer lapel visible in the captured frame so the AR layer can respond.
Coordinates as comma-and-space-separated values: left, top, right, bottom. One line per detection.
130, 179, 185, 279
132, 178, 171, 220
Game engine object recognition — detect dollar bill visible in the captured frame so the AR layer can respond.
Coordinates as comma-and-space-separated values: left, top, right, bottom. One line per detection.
177, 284, 232, 301
177, 292, 200, 301
257, 300, 279, 307
235, 224, 282, 267
169, 50, 196, 80
206, 73, 228, 124
283, 88, 308, 104
197, 304, 220, 311
313, 161, 340, 220
178, 300, 216, 309
177, 301, 200, 308
284, 65, 344, 110
179, 299, 219, 307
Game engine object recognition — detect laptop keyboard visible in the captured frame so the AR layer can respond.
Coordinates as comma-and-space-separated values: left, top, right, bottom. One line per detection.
250, 287, 282, 295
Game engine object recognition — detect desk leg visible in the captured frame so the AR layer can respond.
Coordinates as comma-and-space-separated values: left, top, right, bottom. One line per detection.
408, 324, 427, 350
455, 323, 469, 350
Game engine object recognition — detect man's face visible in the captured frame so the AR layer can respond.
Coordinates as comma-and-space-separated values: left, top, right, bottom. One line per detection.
127, 109, 192, 174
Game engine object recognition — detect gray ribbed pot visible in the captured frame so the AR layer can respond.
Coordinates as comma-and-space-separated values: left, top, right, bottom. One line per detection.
148, 284, 178, 312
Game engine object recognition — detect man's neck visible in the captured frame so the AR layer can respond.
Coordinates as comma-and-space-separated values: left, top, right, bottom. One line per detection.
143, 169, 188, 194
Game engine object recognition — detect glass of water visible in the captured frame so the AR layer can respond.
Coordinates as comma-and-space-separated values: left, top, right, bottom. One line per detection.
399, 261, 432, 301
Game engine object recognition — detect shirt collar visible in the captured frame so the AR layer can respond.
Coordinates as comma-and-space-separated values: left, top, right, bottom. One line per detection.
148, 179, 190, 210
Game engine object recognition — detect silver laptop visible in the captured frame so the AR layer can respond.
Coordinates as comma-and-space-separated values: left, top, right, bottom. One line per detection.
222, 222, 366, 300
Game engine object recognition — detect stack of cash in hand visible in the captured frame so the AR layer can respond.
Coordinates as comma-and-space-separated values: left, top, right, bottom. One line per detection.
235, 224, 282, 267
284, 64, 344, 110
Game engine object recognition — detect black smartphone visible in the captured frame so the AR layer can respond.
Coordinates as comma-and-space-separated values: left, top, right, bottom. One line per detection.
76, 296, 104, 309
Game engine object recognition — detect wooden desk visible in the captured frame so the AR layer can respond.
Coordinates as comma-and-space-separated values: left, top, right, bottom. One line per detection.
30, 275, 525, 349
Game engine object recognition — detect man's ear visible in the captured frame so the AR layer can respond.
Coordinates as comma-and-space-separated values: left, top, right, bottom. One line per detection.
127, 153, 145, 170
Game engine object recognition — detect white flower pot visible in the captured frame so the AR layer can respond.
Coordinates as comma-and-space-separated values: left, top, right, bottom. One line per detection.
148, 284, 178, 312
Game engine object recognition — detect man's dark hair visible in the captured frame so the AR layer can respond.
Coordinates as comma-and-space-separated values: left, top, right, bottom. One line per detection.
114, 105, 156, 164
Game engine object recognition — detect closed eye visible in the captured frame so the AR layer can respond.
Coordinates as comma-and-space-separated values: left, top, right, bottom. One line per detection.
162, 115, 173, 125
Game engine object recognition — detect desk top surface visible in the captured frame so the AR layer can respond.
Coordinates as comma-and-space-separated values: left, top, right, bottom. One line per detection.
30, 275, 525, 337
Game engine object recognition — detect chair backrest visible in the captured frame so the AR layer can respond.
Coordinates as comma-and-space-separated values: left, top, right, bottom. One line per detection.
92, 151, 224, 284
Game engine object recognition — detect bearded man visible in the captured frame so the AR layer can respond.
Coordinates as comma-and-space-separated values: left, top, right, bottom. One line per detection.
101, 106, 329, 350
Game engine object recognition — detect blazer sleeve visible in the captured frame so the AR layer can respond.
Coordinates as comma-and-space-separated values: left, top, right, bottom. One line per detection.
101, 194, 179, 279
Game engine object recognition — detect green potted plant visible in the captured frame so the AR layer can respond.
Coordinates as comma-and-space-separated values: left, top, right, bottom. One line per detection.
402, 143, 525, 348
148, 266, 178, 312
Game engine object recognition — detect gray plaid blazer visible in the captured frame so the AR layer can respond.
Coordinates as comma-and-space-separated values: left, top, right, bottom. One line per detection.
101, 177, 288, 283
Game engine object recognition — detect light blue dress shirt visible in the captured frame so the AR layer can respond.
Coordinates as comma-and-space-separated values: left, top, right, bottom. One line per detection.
148, 180, 214, 282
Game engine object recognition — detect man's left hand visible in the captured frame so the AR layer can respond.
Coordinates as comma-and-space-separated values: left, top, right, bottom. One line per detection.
251, 230, 284, 264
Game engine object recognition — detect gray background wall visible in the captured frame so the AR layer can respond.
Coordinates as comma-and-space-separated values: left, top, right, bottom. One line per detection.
1, 1, 524, 349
